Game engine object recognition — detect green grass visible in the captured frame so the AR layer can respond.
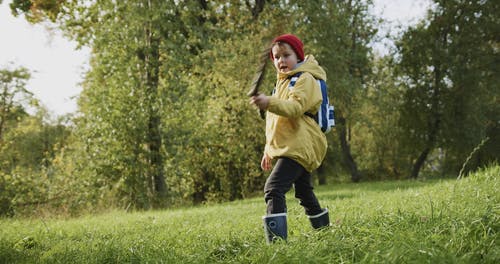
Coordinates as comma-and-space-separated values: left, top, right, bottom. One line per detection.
1, 165, 498, 263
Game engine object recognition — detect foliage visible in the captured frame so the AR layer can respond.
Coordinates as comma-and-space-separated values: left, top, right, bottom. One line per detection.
353, 56, 408, 179
166, 36, 266, 203
0, 65, 32, 143
395, 0, 499, 178
1, 164, 498, 263
0, 66, 73, 216
9, 0, 65, 22
0, 110, 73, 216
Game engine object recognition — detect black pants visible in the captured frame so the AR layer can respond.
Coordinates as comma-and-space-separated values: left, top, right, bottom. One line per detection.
264, 157, 323, 216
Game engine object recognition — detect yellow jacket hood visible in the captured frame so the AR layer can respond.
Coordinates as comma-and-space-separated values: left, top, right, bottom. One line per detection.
277, 55, 327, 81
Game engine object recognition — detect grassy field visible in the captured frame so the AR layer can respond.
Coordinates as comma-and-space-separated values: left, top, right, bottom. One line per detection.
1, 165, 498, 263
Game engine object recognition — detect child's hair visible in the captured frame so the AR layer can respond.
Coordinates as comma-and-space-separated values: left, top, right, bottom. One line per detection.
269, 34, 305, 62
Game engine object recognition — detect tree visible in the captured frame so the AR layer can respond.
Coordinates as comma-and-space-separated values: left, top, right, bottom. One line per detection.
396, 0, 499, 178
0, 65, 32, 144
289, 0, 377, 182
354, 56, 407, 179
0, 65, 73, 216
72, 0, 183, 208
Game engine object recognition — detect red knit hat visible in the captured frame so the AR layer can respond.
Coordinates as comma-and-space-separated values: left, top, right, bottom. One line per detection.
270, 34, 305, 62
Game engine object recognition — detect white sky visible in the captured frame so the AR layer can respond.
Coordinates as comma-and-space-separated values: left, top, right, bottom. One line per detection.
0, 0, 431, 117
1, 0, 90, 117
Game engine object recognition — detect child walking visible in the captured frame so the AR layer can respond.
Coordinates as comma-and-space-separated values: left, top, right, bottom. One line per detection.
250, 34, 330, 243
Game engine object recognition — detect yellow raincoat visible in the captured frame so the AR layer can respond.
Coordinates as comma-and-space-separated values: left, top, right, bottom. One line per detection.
264, 55, 327, 172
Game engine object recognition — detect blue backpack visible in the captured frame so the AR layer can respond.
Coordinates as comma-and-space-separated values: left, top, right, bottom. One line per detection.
289, 72, 335, 133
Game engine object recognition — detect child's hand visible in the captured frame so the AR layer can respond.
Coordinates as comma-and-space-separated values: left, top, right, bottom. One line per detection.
261, 153, 272, 171
250, 93, 269, 110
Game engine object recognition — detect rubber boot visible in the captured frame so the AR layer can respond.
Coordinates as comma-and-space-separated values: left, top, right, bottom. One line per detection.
262, 213, 287, 244
308, 208, 330, 229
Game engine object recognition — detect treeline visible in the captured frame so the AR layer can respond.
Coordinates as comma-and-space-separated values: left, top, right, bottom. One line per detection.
1, 0, 498, 216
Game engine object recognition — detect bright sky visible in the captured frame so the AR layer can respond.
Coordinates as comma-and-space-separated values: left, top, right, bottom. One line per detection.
1, 1, 90, 117
0, 0, 431, 117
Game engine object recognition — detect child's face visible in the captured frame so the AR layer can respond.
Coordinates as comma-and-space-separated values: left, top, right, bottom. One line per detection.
272, 42, 299, 73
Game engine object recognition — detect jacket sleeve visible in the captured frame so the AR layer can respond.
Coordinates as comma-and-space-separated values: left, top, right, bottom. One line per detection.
267, 73, 322, 118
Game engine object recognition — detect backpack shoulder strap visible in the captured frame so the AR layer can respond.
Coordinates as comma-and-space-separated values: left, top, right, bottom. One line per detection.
288, 72, 320, 121
288, 72, 303, 88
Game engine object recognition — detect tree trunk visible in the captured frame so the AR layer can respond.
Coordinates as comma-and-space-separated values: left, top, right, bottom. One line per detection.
410, 27, 447, 179
149, 110, 166, 195
337, 114, 362, 182
144, 11, 166, 197
341, 0, 362, 182
316, 163, 327, 185
410, 147, 430, 179
245, 0, 266, 19
0, 91, 13, 144
0, 112, 5, 143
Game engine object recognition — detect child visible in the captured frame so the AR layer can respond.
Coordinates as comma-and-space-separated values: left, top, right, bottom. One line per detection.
250, 34, 330, 243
